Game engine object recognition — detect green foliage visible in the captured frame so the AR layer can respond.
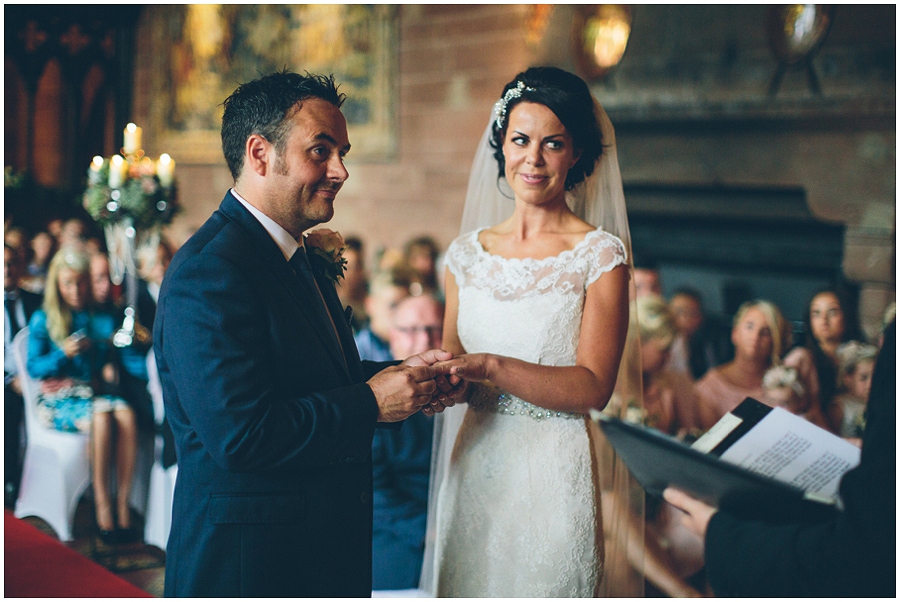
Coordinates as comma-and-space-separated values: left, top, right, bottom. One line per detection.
82, 159, 178, 229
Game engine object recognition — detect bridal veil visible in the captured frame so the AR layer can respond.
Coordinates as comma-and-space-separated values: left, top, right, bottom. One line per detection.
419, 98, 646, 597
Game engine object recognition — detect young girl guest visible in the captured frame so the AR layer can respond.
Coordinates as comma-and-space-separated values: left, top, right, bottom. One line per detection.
26, 248, 138, 541
831, 341, 878, 442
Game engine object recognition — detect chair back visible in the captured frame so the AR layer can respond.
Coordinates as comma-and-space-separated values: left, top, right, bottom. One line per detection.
11, 327, 43, 440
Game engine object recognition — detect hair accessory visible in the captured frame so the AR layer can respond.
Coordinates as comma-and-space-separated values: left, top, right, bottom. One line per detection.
422, 89, 643, 599
492, 80, 536, 129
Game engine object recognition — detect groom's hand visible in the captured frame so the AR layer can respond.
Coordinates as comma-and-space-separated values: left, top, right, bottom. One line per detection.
369, 363, 453, 423
402, 348, 453, 367
403, 349, 468, 416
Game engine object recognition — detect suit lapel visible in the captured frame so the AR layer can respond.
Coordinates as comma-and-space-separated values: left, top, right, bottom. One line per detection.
218, 194, 349, 377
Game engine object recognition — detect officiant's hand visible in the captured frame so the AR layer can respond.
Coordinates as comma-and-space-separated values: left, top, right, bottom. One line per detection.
402, 349, 467, 415
663, 487, 718, 540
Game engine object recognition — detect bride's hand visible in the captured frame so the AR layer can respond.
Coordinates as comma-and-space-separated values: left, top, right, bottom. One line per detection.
435, 353, 495, 383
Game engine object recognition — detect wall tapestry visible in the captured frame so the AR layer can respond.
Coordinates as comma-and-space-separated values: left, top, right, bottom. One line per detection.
148, 4, 398, 164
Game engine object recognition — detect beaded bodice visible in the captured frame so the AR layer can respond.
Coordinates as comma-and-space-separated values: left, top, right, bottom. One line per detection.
445, 228, 626, 418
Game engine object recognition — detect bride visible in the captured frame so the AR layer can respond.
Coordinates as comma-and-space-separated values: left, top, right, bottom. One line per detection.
420, 67, 645, 597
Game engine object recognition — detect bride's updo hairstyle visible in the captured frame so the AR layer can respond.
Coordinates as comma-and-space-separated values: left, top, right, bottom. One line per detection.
490, 66, 603, 191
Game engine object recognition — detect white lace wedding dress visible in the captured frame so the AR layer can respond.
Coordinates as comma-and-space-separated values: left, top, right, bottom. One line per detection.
433, 227, 627, 597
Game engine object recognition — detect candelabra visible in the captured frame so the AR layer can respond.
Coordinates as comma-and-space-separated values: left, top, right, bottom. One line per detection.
83, 123, 178, 348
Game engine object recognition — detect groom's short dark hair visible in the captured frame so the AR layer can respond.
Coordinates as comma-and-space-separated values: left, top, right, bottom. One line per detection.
221, 69, 346, 181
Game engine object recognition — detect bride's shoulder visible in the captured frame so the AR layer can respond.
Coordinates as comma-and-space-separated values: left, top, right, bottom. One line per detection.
448, 229, 482, 254
579, 229, 627, 285
445, 230, 484, 275
580, 228, 626, 259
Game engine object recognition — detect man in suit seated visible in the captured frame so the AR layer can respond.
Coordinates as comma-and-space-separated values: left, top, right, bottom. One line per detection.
355, 265, 416, 362
372, 293, 444, 591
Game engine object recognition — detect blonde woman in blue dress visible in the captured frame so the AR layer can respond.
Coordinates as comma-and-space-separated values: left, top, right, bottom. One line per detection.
420, 67, 645, 597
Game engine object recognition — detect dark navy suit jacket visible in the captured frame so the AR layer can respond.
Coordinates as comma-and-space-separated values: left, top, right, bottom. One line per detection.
155, 192, 392, 597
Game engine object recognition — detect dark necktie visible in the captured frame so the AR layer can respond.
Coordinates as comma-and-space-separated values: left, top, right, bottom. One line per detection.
289, 248, 344, 360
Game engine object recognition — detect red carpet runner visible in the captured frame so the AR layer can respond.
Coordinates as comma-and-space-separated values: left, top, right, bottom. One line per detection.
4, 509, 151, 597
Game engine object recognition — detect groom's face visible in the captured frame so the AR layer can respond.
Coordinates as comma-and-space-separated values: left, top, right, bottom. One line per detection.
266, 97, 351, 235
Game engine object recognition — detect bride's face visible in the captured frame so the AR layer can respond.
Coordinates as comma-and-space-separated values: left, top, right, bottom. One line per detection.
503, 102, 581, 207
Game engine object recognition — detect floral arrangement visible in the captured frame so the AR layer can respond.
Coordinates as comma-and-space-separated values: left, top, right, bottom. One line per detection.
762, 365, 805, 395
305, 229, 347, 284
80, 125, 179, 288
82, 155, 178, 230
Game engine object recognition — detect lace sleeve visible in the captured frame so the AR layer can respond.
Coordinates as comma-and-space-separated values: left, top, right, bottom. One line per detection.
584, 229, 627, 287
443, 231, 478, 287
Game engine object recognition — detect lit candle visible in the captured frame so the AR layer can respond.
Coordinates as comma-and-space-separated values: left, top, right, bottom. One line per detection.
156, 153, 175, 187
123, 123, 142, 155
108, 155, 125, 188
88, 155, 104, 184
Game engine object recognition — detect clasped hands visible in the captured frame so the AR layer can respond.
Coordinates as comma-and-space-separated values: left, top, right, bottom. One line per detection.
369, 351, 494, 423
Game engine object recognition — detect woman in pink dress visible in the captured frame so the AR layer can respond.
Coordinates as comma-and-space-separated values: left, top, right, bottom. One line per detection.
695, 299, 831, 430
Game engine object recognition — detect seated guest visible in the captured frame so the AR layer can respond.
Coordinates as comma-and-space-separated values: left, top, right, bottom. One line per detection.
20, 230, 56, 294
89, 252, 119, 312
372, 294, 443, 591
4, 244, 42, 506
666, 287, 733, 381
639, 295, 702, 436
632, 257, 662, 299
120, 241, 176, 463
354, 265, 415, 362
635, 294, 678, 434
88, 251, 151, 433
790, 288, 862, 430
664, 320, 895, 597
4, 227, 30, 263
58, 218, 88, 251
635, 295, 707, 594
45, 218, 64, 243
136, 239, 174, 310
337, 236, 369, 332
695, 299, 824, 430
26, 248, 138, 541
830, 341, 878, 441
403, 235, 441, 297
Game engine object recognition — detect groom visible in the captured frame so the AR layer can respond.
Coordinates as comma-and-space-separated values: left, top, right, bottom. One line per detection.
154, 70, 459, 597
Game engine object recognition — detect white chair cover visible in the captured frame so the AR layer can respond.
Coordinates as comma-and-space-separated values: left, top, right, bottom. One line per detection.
12, 327, 92, 542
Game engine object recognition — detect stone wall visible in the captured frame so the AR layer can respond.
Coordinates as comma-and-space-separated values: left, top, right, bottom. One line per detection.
536, 5, 895, 336
131, 5, 894, 336
132, 4, 532, 259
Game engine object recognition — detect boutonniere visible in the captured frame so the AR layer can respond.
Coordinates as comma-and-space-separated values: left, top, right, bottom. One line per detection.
304, 228, 347, 284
